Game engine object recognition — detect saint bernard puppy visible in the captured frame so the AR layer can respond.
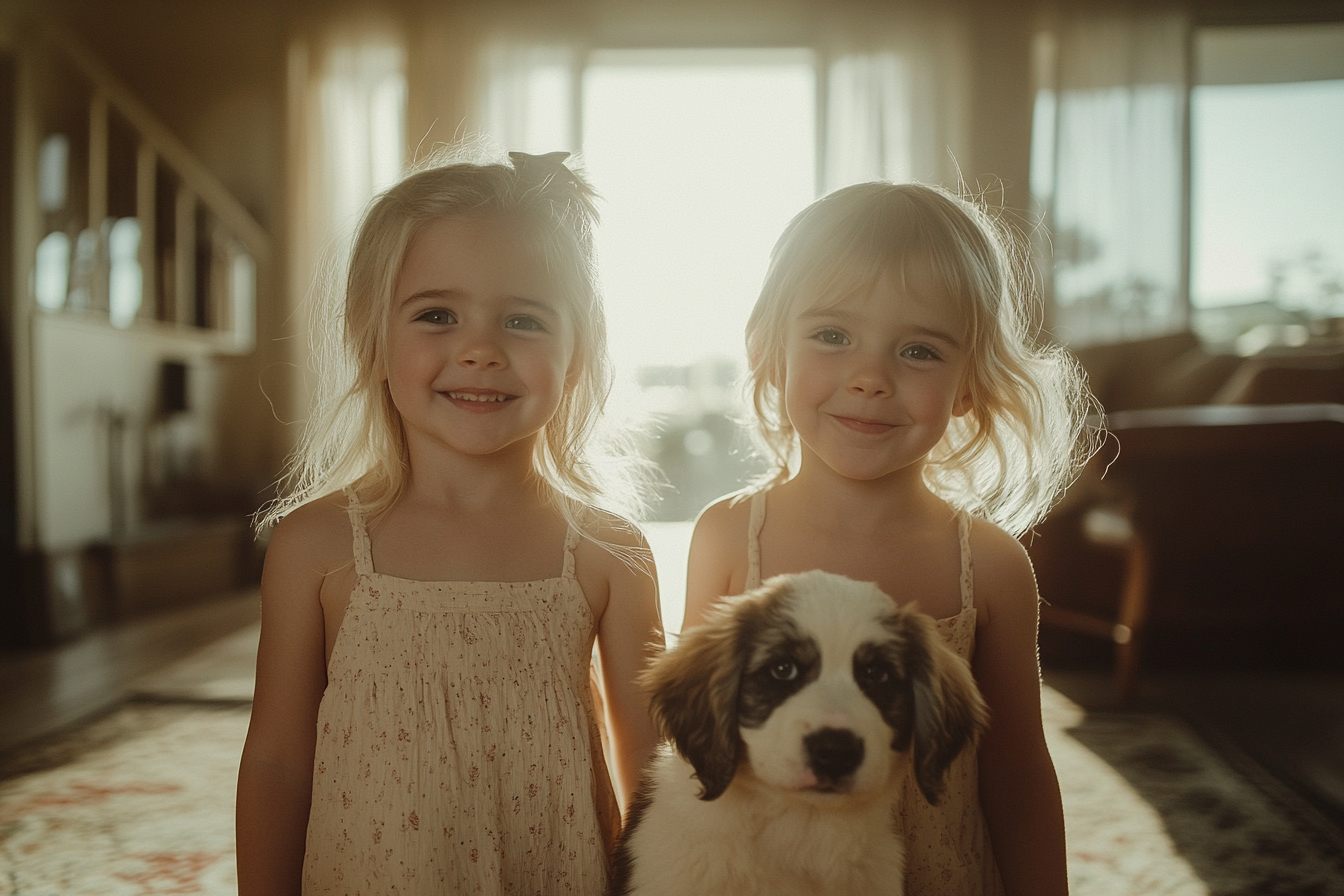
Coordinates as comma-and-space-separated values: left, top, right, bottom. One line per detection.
608, 570, 987, 896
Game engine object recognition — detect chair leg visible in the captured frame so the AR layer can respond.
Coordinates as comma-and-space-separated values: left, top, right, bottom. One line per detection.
1113, 536, 1150, 705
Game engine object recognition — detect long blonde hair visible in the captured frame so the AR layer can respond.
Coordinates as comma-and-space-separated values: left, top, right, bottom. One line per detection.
745, 182, 1099, 536
259, 145, 648, 540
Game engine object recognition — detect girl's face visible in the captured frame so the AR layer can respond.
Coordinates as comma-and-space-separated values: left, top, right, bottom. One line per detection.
781, 266, 973, 484
384, 215, 577, 466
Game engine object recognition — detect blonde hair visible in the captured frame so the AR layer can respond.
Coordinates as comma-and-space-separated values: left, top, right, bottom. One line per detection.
260, 144, 648, 541
745, 182, 1099, 536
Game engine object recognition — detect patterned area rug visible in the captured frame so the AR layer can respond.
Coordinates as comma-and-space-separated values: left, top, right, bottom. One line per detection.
0, 704, 250, 894
1, 675, 1342, 894
1043, 690, 1344, 895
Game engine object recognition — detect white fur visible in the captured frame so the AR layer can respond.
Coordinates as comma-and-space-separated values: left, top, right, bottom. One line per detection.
617, 746, 905, 895
610, 570, 985, 896
741, 585, 902, 798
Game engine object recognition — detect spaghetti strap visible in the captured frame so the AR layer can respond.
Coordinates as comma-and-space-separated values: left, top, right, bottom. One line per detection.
746, 490, 767, 590
344, 490, 375, 577
561, 525, 580, 580
957, 511, 973, 613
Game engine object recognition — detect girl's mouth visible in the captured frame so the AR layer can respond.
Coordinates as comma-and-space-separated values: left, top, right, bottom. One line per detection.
442, 390, 516, 410
446, 391, 511, 403
832, 415, 895, 435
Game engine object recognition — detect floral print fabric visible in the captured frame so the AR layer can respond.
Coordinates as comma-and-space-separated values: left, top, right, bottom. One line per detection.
302, 498, 618, 894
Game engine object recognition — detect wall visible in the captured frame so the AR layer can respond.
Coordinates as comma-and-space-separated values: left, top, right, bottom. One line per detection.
35, 0, 294, 508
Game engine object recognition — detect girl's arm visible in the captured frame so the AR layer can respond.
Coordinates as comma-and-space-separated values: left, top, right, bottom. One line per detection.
587, 524, 664, 806
971, 523, 1070, 896
681, 496, 749, 630
236, 504, 341, 896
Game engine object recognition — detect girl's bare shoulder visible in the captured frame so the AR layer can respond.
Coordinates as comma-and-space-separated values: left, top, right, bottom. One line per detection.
572, 507, 658, 621
966, 515, 1039, 622
265, 491, 353, 579
682, 492, 755, 629
571, 507, 655, 576
574, 505, 649, 550
690, 491, 753, 558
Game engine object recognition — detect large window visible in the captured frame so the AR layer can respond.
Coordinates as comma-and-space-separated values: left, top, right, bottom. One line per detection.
581, 50, 817, 522
1189, 23, 1344, 353
1029, 16, 1344, 352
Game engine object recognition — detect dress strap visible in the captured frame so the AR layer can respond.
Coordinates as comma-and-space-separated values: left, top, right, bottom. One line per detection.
344, 490, 375, 577
956, 511, 974, 613
562, 525, 581, 580
746, 490, 767, 590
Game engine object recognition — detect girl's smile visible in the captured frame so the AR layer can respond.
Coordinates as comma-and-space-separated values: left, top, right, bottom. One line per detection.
442, 388, 518, 409
384, 215, 577, 463
782, 267, 973, 484
830, 414, 898, 434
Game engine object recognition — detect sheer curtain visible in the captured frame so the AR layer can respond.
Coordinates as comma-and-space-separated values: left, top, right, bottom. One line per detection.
472, 11, 973, 195
1034, 7, 1190, 346
479, 42, 579, 154
284, 22, 407, 428
819, 7, 971, 193
823, 52, 915, 190
318, 43, 407, 242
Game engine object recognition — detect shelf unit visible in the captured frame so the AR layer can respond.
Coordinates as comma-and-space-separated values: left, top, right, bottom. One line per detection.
14, 23, 269, 348
7, 21, 274, 642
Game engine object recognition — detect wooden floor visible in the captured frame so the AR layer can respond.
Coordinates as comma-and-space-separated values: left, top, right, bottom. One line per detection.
0, 590, 261, 756
2, 585, 1342, 838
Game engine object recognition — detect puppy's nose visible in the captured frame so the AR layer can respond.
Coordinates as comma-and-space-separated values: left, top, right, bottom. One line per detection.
804, 728, 865, 784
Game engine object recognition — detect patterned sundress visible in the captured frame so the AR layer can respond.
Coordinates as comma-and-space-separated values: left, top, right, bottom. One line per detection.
302, 495, 619, 894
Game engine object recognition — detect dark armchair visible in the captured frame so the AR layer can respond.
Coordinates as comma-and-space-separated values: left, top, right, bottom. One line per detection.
1028, 333, 1344, 703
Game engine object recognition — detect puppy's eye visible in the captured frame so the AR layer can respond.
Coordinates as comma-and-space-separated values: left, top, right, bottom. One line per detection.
857, 662, 891, 685
768, 660, 799, 681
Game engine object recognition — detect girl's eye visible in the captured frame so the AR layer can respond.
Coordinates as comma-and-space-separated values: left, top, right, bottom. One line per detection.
769, 660, 799, 681
505, 315, 546, 332
415, 309, 454, 326
901, 343, 941, 362
812, 328, 849, 346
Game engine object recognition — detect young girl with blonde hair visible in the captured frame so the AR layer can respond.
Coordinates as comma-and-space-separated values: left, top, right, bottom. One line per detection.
685, 182, 1096, 895
236, 148, 662, 895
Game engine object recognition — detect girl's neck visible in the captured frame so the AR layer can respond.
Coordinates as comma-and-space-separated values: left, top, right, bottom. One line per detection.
371, 453, 565, 584
402, 438, 543, 515
779, 455, 944, 530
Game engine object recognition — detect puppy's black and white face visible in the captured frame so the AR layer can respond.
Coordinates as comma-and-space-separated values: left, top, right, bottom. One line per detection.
646, 569, 985, 805
736, 572, 921, 798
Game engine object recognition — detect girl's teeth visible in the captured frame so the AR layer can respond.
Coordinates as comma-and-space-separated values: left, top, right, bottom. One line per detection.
450, 392, 506, 402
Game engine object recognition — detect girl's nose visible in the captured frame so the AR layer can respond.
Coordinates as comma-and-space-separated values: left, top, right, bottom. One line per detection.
846, 357, 893, 397
456, 331, 506, 369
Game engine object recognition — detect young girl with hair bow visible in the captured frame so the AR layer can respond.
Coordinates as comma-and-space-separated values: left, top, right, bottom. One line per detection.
237, 148, 662, 895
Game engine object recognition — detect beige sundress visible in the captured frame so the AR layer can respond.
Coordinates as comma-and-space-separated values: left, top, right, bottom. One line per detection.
302, 496, 620, 894
745, 489, 1005, 896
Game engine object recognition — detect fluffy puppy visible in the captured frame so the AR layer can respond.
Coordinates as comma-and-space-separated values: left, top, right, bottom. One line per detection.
608, 570, 987, 896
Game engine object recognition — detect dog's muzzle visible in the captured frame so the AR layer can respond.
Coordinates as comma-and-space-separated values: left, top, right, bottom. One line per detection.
804, 728, 865, 790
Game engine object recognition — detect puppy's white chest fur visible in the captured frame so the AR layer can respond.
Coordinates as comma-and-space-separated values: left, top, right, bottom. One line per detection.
620, 747, 906, 896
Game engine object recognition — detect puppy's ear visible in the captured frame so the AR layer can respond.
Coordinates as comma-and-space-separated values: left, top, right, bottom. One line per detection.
642, 602, 748, 801
899, 612, 988, 806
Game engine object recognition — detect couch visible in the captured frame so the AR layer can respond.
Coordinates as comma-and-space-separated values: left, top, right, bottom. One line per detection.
1028, 331, 1344, 701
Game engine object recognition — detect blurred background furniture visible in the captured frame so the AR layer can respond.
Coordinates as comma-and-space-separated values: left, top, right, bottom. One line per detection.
1030, 335, 1344, 702
1, 23, 274, 647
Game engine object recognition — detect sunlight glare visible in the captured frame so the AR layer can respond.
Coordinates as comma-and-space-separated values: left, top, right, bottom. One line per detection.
581, 50, 816, 415
1190, 79, 1344, 310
